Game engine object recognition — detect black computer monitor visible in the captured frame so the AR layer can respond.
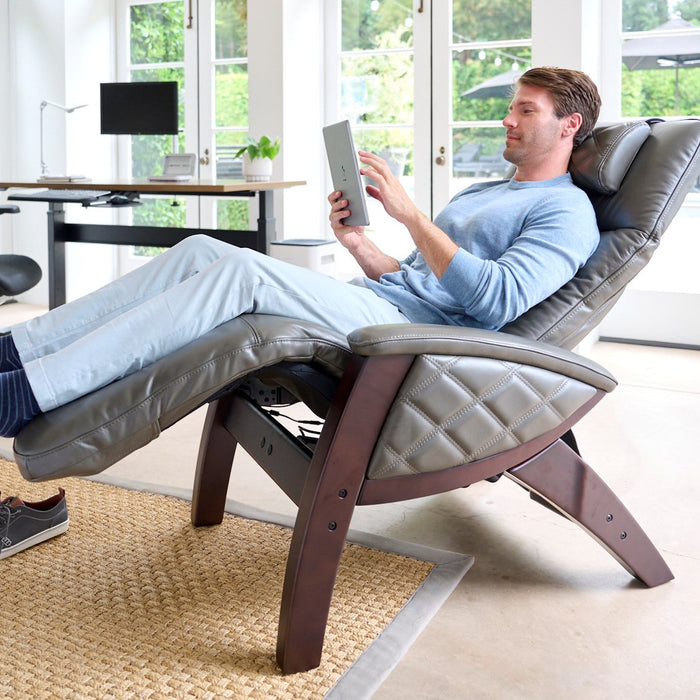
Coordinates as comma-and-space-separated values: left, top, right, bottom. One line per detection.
100, 81, 178, 135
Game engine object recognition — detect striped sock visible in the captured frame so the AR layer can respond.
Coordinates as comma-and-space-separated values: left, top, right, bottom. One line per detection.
0, 369, 40, 437
0, 333, 22, 372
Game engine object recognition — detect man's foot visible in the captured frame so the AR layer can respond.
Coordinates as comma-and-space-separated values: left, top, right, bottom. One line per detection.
0, 368, 40, 437
0, 488, 69, 559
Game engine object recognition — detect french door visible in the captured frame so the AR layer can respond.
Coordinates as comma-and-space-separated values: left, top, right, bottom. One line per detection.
115, 0, 249, 272
330, 0, 531, 274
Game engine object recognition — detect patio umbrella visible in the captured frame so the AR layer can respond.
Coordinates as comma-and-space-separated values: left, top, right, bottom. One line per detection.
460, 69, 523, 99
622, 18, 700, 110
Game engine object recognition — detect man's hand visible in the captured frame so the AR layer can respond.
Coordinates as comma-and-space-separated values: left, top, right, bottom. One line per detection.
327, 189, 400, 280
358, 151, 420, 227
359, 151, 459, 278
328, 189, 365, 250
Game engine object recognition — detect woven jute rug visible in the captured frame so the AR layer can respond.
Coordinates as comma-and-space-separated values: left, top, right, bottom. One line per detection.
1, 459, 471, 699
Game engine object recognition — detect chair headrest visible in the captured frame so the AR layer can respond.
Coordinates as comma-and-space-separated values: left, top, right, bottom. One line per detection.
569, 121, 651, 195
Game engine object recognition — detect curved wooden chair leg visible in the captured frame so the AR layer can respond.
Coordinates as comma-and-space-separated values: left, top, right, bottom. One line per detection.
191, 396, 239, 526
507, 440, 673, 587
276, 354, 414, 674
275, 445, 366, 673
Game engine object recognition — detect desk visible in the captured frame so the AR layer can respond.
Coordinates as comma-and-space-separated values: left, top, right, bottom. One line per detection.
0, 179, 305, 308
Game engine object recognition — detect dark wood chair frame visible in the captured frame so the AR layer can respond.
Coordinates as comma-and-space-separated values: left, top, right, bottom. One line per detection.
192, 351, 672, 673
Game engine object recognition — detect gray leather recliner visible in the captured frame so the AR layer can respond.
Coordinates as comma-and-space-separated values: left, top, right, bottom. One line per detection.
11, 118, 700, 674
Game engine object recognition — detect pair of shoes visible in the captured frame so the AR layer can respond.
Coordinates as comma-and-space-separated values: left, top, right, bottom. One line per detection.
0, 487, 69, 559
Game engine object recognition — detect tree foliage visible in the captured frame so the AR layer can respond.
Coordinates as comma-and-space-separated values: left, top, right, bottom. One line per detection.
130, 1, 184, 64
622, 0, 668, 31
675, 0, 700, 24
452, 0, 531, 42
621, 0, 700, 117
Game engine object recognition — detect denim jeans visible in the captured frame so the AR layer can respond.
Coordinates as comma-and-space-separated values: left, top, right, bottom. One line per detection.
12, 235, 409, 411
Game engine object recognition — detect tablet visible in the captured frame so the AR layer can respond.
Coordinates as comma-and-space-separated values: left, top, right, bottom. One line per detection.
323, 120, 370, 227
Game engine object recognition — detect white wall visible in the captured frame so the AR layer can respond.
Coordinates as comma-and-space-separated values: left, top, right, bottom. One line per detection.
248, 0, 326, 241
1, 0, 67, 302
0, 0, 11, 254
1, 0, 115, 305
532, 0, 622, 122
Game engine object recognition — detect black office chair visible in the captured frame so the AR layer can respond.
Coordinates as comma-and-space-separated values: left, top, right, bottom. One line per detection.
0, 205, 42, 303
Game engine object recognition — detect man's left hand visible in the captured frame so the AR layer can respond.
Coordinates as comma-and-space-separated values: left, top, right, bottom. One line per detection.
358, 151, 419, 227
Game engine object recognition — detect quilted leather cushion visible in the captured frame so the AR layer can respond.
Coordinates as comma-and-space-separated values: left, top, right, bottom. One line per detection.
367, 353, 599, 479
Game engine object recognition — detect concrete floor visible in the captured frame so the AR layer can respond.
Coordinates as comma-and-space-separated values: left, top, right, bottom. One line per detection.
2, 303, 699, 698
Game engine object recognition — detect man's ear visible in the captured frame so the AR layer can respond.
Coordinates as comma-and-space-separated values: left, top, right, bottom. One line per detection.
562, 112, 583, 139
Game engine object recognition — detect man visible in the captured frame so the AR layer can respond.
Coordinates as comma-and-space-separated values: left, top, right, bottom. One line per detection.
0, 66, 601, 437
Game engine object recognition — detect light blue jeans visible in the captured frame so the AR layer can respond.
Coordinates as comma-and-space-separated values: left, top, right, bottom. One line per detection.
12, 235, 409, 412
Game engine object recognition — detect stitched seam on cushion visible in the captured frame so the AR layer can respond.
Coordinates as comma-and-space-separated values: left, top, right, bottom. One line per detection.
371, 357, 494, 477
372, 358, 524, 476
509, 368, 569, 425
462, 373, 569, 461
352, 332, 611, 384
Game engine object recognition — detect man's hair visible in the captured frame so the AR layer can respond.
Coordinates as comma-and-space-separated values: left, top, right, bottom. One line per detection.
517, 67, 601, 148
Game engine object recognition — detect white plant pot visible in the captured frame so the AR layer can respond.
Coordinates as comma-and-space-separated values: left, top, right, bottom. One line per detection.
242, 154, 273, 182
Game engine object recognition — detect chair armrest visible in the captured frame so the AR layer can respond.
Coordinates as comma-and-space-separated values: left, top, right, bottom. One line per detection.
347, 323, 617, 393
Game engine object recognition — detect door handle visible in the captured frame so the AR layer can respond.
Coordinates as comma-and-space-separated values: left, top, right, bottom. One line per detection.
435, 155, 446, 166
199, 149, 210, 166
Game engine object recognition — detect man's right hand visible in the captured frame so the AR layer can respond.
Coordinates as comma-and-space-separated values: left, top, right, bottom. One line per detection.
327, 189, 400, 281
328, 190, 365, 251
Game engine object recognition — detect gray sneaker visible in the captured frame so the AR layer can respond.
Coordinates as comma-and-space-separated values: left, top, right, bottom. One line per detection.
0, 487, 69, 559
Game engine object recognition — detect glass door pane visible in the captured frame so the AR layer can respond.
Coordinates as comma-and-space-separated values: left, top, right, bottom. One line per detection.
117, 0, 250, 272
195, 0, 249, 231
118, 0, 190, 272
336, 0, 418, 265
433, 0, 531, 212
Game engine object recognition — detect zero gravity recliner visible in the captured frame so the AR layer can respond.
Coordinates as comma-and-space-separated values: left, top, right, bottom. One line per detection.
11, 118, 700, 673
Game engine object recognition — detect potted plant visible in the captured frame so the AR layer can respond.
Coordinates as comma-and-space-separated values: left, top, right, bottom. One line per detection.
234, 135, 281, 182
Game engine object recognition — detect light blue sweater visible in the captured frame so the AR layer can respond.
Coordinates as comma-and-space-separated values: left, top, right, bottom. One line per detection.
364, 174, 599, 330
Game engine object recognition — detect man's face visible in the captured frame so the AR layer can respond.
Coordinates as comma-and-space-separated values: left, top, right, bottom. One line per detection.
502, 84, 568, 168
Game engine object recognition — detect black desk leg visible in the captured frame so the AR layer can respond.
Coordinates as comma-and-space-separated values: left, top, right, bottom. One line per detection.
47, 202, 66, 309
257, 190, 276, 253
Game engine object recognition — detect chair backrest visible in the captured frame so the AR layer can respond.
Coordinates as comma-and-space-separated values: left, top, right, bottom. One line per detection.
503, 118, 700, 349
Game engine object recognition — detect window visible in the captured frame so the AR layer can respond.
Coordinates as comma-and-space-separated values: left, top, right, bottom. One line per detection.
621, 0, 700, 118
449, 0, 531, 198
598, 0, 700, 345
209, 0, 249, 229
117, 0, 250, 263
128, 0, 187, 250
334, 0, 417, 261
